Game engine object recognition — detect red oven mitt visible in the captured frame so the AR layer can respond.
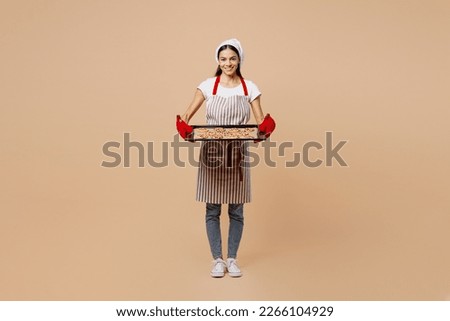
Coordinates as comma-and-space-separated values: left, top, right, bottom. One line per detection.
176, 115, 193, 140
258, 114, 276, 138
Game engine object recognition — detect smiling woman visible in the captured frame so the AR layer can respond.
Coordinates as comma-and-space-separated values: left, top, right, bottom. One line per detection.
176, 38, 276, 279
215, 44, 243, 79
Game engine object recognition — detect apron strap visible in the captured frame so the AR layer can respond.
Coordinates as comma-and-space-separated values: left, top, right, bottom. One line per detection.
212, 76, 220, 95
240, 77, 248, 96
212, 76, 248, 96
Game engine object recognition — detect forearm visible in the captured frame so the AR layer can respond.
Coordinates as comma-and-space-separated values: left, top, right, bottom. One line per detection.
181, 105, 196, 123
181, 108, 197, 123
181, 89, 205, 123
250, 96, 265, 124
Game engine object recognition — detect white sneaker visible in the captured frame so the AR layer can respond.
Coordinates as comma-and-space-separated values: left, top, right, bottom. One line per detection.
210, 258, 226, 278
226, 258, 242, 277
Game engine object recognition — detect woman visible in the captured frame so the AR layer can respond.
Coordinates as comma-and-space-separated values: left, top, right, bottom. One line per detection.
176, 39, 275, 278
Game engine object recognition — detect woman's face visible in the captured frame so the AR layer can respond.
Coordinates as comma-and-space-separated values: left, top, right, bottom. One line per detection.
218, 48, 240, 77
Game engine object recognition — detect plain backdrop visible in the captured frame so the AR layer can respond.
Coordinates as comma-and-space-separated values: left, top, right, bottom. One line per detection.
1, 0, 449, 300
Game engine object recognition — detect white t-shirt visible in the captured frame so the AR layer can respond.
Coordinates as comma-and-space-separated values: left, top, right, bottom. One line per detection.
197, 77, 261, 103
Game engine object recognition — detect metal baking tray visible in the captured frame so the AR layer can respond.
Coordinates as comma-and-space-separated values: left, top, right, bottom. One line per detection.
185, 124, 265, 141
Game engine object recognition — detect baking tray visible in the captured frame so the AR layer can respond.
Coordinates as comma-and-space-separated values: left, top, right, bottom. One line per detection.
185, 124, 265, 141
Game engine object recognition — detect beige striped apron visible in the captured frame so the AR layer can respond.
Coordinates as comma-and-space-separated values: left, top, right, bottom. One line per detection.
196, 76, 251, 204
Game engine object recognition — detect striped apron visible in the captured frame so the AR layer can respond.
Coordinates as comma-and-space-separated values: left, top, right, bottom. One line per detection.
196, 76, 251, 204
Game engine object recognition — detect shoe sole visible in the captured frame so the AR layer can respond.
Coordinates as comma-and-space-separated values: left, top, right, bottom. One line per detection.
228, 272, 242, 278
211, 273, 225, 278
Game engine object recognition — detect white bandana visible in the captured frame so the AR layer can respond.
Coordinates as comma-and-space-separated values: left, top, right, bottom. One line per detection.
215, 38, 244, 65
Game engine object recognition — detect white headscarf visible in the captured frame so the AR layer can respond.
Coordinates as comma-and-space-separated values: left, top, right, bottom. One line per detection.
215, 38, 244, 65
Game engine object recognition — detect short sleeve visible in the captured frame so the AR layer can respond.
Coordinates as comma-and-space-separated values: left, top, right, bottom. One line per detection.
197, 78, 214, 100
246, 80, 262, 102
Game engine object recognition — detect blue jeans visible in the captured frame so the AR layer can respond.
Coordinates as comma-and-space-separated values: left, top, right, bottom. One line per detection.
205, 203, 244, 259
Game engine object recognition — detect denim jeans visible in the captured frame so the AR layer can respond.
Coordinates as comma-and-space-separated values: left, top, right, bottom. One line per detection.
205, 203, 244, 259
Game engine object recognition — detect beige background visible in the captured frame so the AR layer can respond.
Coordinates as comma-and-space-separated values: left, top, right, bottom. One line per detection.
1, 0, 449, 300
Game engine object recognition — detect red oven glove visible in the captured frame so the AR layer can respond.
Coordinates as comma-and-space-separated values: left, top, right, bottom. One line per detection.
258, 114, 276, 138
176, 115, 193, 140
